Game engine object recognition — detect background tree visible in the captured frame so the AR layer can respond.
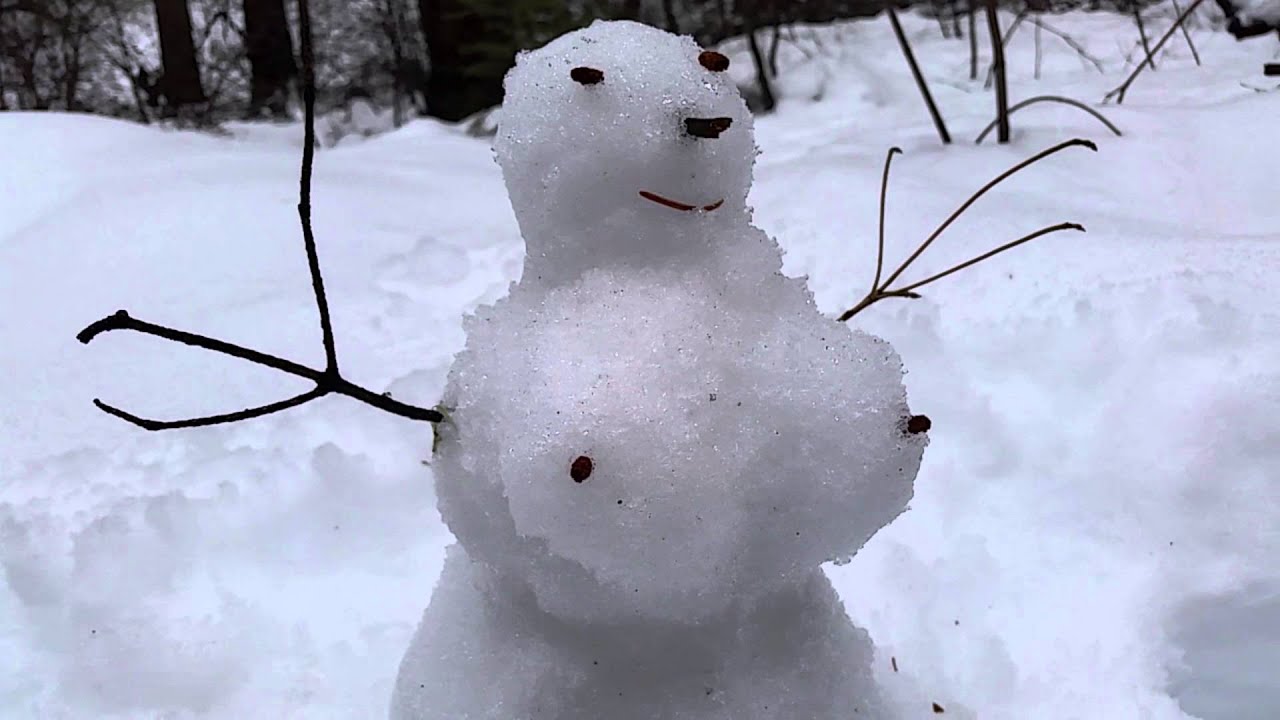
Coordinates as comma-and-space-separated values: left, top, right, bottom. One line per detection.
153, 0, 207, 112
243, 0, 295, 117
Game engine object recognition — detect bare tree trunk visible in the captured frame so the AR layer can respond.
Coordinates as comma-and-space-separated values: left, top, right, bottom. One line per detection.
744, 24, 776, 112
984, 0, 1009, 143
153, 0, 207, 111
243, 0, 296, 118
416, 0, 499, 121
662, 0, 678, 32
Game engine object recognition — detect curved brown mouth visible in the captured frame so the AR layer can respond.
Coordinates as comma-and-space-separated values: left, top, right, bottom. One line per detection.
639, 191, 724, 212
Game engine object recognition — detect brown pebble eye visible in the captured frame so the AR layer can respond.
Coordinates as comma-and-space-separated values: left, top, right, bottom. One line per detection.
570, 455, 594, 482
906, 415, 932, 435
698, 50, 730, 72
571, 66, 604, 85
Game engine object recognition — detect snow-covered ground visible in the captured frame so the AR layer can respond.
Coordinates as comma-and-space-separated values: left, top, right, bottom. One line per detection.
2, 8, 1277, 719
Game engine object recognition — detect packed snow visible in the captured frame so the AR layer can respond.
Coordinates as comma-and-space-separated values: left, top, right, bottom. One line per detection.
1, 7, 1278, 720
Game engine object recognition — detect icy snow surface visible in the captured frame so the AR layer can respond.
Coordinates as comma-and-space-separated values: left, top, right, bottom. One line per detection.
2, 8, 1279, 719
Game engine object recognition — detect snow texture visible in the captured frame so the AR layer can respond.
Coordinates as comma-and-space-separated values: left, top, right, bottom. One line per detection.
391, 20, 926, 719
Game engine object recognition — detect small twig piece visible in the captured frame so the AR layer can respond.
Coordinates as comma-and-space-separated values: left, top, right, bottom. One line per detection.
839, 139, 1096, 322
1170, 0, 1202, 67
78, 0, 444, 431
974, 95, 1121, 144
887, 7, 952, 144
1104, 0, 1207, 104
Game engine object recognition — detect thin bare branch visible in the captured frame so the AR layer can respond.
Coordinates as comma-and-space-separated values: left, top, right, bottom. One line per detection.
78, 310, 319, 379
896, 222, 1084, 294
77, 310, 445, 423
1170, 0, 1202, 67
1031, 18, 1105, 74
838, 141, 1094, 323
1104, 0, 1208, 104
887, 8, 951, 144
872, 147, 903, 293
975, 95, 1121, 144
880, 137, 1096, 290
94, 388, 327, 431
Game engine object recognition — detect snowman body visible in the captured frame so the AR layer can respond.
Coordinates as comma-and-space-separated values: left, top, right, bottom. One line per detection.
392, 21, 926, 720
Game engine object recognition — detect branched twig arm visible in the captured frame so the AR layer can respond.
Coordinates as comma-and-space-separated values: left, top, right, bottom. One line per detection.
77, 0, 444, 430
838, 140, 1096, 323
880, 137, 1096, 290
1032, 18, 1105, 73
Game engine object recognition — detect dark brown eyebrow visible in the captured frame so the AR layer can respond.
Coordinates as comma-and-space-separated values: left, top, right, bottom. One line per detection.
571, 66, 604, 85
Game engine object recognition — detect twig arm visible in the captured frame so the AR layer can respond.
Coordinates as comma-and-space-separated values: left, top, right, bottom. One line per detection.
895, 222, 1084, 293
78, 310, 445, 426
94, 388, 327, 431
78, 310, 322, 380
880, 138, 1096, 290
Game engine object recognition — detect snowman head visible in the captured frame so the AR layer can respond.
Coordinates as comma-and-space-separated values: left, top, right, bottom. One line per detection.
494, 20, 756, 287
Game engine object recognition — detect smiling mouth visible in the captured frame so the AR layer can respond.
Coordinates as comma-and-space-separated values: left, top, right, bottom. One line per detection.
639, 191, 725, 212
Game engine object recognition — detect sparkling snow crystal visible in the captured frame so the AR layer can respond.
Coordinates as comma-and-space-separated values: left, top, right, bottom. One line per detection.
392, 20, 927, 719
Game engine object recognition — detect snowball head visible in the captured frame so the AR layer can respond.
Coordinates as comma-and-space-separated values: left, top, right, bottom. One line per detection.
494, 20, 756, 287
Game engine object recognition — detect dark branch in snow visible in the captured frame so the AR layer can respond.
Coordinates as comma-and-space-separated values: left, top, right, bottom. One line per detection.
1104, 0, 1208, 105
77, 0, 443, 430
95, 388, 327, 431
974, 96, 1121, 145
839, 139, 1096, 322
887, 8, 951, 145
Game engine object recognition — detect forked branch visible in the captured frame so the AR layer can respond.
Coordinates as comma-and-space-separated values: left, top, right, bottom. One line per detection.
77, 0, 443, 430
839, 138, 1096, 322
1104, 0, 1208, 104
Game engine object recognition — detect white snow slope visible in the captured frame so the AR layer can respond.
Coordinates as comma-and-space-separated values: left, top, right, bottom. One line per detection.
2, 8, 1277, 719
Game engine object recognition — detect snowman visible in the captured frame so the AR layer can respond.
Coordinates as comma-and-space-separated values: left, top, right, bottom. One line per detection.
392, 20, 927, 720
